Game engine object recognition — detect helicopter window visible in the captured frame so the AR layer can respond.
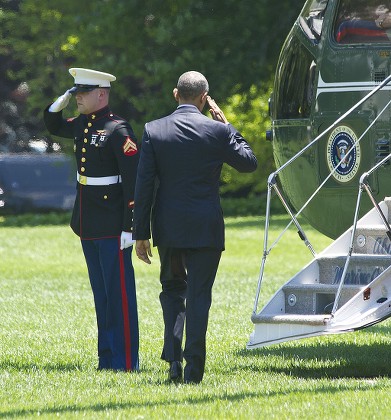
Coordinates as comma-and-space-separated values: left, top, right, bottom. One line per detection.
300, 0, 329, 40
274, 38, 315, 119
335, 1, 391, 44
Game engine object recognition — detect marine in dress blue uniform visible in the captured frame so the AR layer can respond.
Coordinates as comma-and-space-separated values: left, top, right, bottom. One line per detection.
43, 68, 139, 371
133, 71, 257, 383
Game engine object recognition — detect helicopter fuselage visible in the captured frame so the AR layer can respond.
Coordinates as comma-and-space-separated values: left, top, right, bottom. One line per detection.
269, 0, 391, 238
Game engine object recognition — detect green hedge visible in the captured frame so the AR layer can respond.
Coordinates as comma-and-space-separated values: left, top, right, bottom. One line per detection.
0, 211, 72, 227
221, 195, 284, 217
0, 197, 284, 227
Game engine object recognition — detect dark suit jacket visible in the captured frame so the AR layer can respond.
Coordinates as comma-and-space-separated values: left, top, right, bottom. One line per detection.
133, 105, 257, 250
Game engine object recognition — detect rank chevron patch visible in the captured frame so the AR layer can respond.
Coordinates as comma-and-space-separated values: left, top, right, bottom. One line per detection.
123, 137, 137, 156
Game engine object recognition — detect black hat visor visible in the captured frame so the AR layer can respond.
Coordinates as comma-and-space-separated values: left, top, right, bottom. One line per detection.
69, 84, 100, 94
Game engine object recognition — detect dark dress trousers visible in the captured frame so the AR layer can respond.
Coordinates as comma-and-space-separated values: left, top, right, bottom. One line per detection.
133, 105, 257, 382
44, 105, 139, 371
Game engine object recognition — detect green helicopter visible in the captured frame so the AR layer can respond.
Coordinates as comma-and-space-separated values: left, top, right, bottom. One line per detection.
268, 0, 391, 238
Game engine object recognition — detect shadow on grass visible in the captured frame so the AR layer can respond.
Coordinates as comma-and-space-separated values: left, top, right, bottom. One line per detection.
236, 333, 391, 379
0, 360, 84, 372
0, 360, 160, 377
1, 340, 389, 417
0, 376, 384, 419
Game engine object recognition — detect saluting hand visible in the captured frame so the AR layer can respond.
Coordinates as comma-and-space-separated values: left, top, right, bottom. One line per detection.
136, 240, 153, 264
207, 96, 228, 124
48, 89, 74, 113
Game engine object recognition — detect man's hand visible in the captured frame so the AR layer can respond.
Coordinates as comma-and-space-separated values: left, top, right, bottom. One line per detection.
135, 240, 153, 264
207, 96, 228, 124
48, 89, 73, 112
120, 231, 135, 250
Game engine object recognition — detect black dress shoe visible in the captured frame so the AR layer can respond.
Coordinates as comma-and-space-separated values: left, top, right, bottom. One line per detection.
169, 361, 183, 382
184, 378, 201, 384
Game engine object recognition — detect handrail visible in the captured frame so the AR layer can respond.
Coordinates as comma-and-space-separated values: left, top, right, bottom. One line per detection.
252, 76, 391, 315
331, 152, 391, 315
274, 74, 391, 176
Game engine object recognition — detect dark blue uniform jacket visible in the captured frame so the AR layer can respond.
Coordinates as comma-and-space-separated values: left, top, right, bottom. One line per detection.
44, 106, 139, 239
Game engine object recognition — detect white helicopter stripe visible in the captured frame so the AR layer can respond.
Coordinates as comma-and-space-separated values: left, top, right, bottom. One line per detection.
316, 72, 391, 97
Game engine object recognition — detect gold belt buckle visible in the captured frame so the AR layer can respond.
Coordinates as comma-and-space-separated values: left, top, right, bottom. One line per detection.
79, 175, 87, 185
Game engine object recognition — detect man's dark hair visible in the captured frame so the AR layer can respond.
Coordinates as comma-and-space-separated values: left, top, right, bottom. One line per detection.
177, 71, 209, 100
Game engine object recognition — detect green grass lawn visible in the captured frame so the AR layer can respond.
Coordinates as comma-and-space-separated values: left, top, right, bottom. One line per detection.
1, 215, 391, 419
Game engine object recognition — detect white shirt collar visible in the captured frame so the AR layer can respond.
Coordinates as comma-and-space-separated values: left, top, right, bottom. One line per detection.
177, 104, 198, 110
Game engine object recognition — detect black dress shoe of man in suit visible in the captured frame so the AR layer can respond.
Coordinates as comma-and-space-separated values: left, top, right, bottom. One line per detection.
169, 361, 183, 382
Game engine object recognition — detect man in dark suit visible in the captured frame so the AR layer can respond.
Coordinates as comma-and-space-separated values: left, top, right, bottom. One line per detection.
133, 70, 257, 383
44, 68, 139, 372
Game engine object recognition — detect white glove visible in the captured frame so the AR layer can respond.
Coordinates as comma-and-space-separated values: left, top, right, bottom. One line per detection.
48, 89, 73, 112
120, 231, 135, 250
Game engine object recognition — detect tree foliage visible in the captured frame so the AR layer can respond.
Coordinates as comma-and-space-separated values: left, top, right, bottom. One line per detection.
0, 0, 304, 196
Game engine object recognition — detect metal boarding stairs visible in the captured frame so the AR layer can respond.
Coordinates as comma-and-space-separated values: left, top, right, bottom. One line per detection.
247, 75, 391, 349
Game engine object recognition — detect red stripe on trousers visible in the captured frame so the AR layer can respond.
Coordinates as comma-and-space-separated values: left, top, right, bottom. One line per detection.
79, 186, 83, 236
119, 245, 132, 370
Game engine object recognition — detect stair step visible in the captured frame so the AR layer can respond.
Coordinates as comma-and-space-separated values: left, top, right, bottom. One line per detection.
353, 228, 391, 254
248, 198, 391, 349
276, 255, 391, 316
251, 313, 331, 325
282, 283, 361, 315
317, 254, 391, 285
283, 283, 363, 293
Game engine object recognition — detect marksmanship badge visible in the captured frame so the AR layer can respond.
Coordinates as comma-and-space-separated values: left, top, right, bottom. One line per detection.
326, 125, 361, 183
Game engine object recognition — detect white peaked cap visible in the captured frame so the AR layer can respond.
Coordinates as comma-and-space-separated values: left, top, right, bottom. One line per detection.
69, 68, 116, 88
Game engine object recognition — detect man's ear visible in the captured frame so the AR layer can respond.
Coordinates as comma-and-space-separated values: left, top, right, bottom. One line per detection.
173, 88, 179, 102
199, 91, 208, 108
98, 89, 107, 99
